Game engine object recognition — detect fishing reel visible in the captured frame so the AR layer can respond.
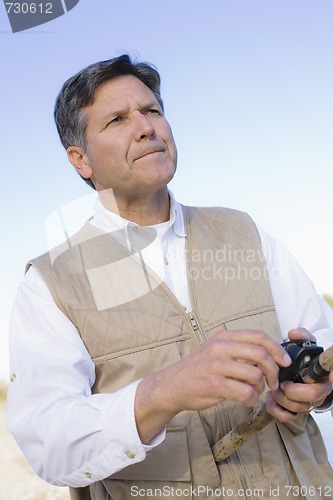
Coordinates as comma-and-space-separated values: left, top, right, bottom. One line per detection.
278, 340, 324, 383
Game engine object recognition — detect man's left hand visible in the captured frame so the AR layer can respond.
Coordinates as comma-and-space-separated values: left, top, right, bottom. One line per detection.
266, 328, 333, 422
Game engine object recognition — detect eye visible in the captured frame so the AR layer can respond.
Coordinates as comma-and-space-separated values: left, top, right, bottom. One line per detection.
105, 116, 123, 128
147, 109, 161, 115
110, 116, 122, 124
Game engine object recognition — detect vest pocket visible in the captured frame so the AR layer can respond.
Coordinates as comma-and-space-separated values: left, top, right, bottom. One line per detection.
103, 414, 221, 499
110, 426, 191, 481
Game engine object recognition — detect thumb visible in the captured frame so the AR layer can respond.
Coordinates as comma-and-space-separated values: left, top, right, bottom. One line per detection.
287, 328, 316, 343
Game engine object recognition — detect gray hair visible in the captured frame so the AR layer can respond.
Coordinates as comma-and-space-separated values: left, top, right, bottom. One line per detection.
54, 54, 164, 189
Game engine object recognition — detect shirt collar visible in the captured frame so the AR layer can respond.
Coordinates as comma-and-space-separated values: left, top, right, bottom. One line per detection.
90, 189, 186, 238
168, 191, 186, 238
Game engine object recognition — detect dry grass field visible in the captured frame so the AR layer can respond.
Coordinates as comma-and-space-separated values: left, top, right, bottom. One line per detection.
0, 396, 69, 500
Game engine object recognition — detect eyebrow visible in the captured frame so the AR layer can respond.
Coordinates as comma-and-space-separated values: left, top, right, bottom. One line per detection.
101, 100, 161, 123
95, 108, 127, 131
102, 108, 127, 121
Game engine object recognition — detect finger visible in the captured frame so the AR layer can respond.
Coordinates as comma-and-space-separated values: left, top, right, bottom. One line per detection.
219, 330, 291, 368
266, 391, 298, 423
213, 376, 261, 407
210, 338, 281, 391
287, 328, 316, 342
211, 341, 279, 393
217, 356, 266, 395
197, 342, 266, 394
280, 380, 332, 407
269, 386, 316, 414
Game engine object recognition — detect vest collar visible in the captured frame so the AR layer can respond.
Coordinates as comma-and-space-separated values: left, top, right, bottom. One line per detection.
91, 190, 186, 239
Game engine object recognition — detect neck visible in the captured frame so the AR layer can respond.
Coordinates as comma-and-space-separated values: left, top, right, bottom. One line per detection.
98, 187, 170, 226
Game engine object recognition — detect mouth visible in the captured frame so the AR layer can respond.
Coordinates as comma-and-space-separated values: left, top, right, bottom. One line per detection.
135, 147, 167, 161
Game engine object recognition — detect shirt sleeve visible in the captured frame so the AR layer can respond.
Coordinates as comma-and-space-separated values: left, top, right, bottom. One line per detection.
258, 226, 333, 419
257, 226, 333, 349
6, 266, 165, 487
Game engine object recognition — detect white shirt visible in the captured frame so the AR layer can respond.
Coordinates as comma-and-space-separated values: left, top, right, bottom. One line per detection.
6, 193, 333, 487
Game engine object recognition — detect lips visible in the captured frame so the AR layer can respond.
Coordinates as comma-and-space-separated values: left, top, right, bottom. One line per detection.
134, 145, 167, 161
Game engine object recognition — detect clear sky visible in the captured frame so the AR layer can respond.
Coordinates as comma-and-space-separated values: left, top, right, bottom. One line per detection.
1, 0, 333, 453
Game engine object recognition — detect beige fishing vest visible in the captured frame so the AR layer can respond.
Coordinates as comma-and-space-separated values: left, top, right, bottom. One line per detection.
30, 206, 333, 500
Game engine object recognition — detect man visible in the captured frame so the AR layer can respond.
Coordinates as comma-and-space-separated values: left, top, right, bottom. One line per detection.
7, 54, 333, 500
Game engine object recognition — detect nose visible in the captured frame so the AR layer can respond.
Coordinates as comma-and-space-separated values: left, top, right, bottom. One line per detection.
133, 112, 156, 141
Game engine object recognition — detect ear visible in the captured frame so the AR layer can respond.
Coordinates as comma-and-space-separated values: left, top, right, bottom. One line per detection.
67, 146, 93, 180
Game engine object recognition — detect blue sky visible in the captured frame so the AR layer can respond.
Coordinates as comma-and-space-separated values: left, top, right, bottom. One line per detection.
1, 0, 333, 453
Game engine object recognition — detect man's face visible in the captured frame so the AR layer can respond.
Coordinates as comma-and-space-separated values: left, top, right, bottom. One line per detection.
70, 75, 178, 201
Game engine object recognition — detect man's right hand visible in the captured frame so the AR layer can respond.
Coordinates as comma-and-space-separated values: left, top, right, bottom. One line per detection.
134, 329, 291, 444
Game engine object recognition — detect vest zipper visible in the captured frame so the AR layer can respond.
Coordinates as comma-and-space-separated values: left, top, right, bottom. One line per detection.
187, 311, 207, 345
220, 401, 250, 500
144, 211, 250, 498
183, 211, 250, 499
188, 309, 250, 498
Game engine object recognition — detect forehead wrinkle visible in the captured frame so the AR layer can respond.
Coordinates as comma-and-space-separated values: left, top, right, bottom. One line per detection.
83, 76, 160, 129
100, 90, 158, 112
101, 97, 159, 120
